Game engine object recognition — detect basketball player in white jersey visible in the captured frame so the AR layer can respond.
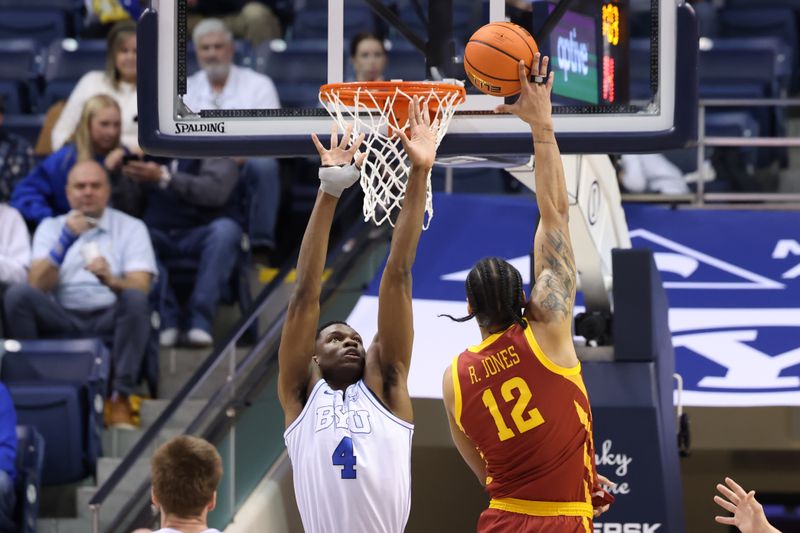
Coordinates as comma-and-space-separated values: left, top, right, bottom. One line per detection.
278, 97, 438, 533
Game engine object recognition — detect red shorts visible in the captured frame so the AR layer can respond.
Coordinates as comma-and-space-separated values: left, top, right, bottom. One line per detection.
477, 508, 591, 533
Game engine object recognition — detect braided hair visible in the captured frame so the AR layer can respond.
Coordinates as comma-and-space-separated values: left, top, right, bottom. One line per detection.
440, 257, 527, 331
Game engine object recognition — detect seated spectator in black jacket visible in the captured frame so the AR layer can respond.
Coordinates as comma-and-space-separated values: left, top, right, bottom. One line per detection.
3, 161, 156, 428
124, 157, 243, 348
0, 96, 35, 204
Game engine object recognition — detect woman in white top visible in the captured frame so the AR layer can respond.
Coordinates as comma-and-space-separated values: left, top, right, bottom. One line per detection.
51, 21, 140, 151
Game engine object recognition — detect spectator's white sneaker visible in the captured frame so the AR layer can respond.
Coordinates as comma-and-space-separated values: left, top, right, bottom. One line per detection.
187, 328, 213, 347
159, 328, 179, 347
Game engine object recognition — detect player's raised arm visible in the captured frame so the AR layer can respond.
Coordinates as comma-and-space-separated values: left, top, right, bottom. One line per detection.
496, 55, 576, 330
278, 125, 365, 427
365, 97, 438, 421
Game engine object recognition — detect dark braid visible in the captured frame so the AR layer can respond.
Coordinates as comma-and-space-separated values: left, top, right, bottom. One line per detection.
439, 257, 527, 330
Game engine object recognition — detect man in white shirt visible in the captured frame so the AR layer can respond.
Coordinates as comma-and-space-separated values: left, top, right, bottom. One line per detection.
184, 18, 281, 257
0, 203, 30, 337
3, 161, 157, 428
148, 435, 223, 533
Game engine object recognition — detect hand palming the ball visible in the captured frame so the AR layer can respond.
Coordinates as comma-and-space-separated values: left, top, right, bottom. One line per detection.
494, 53, 554, 131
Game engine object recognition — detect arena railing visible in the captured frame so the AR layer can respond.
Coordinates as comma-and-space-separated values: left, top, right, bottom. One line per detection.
694, 98, 800, 206
87, 188, 387, 533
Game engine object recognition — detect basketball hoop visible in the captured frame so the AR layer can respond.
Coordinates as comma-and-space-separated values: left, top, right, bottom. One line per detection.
320, 81, 466, 228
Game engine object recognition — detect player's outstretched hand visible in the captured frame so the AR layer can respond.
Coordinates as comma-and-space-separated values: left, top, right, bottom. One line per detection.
494, 53, 554, 131
312, 124, 367, 198
311, 123, 367, 168
592, 473, 616, 518
394, 96, 439, 170
714, 477, 780, 533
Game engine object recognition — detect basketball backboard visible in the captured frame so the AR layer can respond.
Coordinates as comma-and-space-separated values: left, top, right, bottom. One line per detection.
138, 0, 697, 158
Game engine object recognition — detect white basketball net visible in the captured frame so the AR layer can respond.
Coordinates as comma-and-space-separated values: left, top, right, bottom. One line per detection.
320, 82, 464, 229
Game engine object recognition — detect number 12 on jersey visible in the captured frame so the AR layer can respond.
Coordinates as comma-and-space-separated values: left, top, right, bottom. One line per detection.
482, 376, 545, 441
332, 436, 357, 479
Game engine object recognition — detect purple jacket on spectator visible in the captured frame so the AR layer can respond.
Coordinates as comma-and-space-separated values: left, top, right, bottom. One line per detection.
10, 144, 142, 226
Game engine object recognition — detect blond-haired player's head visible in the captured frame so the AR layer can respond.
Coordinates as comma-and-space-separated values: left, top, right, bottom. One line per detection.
151, 436, 223, 524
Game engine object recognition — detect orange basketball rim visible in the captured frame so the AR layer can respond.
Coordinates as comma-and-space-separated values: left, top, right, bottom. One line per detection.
320, 81, 466, 134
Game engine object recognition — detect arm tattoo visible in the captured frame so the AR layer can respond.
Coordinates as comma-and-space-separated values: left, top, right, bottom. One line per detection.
536, 227, 576, 321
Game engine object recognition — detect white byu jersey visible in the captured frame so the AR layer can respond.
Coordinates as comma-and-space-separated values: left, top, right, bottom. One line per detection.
284, 379, 414, 533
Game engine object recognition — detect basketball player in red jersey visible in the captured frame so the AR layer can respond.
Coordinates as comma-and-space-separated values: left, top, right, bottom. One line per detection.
442, 54, 614, 532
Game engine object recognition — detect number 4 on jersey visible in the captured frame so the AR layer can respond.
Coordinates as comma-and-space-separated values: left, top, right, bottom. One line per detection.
332, 436, 357, 479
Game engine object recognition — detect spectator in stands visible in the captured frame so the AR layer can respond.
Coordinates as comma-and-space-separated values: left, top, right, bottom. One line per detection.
3, 160, 156, 428
0, 203, 30, 338
52, 21, 139, 151
125, 157, 243, 348
150, 435, 223, 533
0, 97, 35, 204
350, 32, 388, 82
618, 154, 691, 195
186, 0, 285, 47
12, 94, 142, 226
715, 477, 781, 533
0, 383, 16, 532
184, 19, 281, 261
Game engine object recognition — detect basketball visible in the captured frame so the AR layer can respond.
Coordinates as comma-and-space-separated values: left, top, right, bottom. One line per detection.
464, 22, 539, 96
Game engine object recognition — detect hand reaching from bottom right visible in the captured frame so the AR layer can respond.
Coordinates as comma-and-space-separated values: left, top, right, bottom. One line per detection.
714, 477, 781, 533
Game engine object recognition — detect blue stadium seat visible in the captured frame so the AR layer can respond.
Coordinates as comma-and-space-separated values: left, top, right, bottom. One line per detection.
291, 6, 377, 40
397, 2, 477, 44
718, 7, 800, 91
264, 42, 327, 107
7, 386, 82, 486
385, 48, 427, 81
0, 0, 83, 37
1, 339, 109, 485
41, 38, 106, 109
13, 425, 44, 533
705, 37, 792, 94
2, 115, 45, 147
0, 38, 42, 113
0, 9, 67, 44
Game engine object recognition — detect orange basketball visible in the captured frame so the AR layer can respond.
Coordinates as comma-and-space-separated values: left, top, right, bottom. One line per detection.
464, 22, 538, 97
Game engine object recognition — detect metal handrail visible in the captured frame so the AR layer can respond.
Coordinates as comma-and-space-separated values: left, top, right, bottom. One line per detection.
695, 97, 800, 205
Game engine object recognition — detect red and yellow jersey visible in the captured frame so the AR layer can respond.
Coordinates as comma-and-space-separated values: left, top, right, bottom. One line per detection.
452, 320, 597, 519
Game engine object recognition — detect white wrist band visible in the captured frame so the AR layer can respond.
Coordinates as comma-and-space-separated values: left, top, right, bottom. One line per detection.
319, 163, 360, 198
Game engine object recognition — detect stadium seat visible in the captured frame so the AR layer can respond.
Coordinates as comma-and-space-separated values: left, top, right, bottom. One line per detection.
291, 6, 377, 40
0, 0, 83, 37
13, 425, 44, 533
0, 9, 67, 44
263, 41, 327, 107
705, 37, 792, 94
1, 338, 110, 485
385, 48, 427, 82
0, 39, 42, 113
41, 38, 106, 109
2, 114, 45, 147
718, 7, 800, 91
